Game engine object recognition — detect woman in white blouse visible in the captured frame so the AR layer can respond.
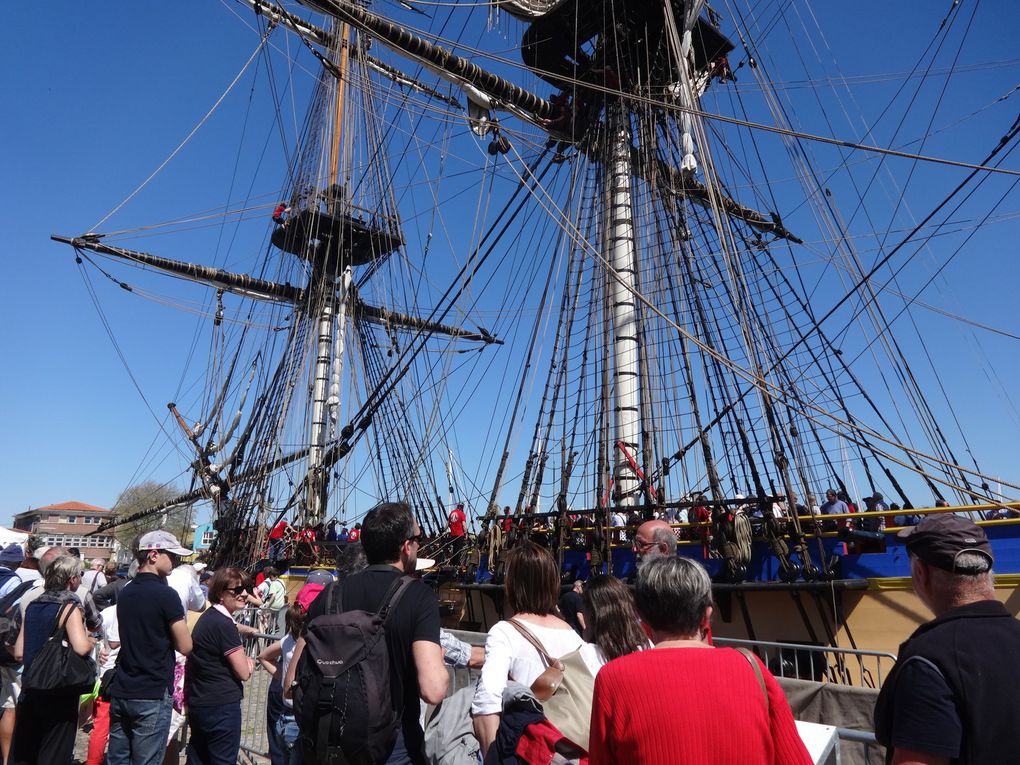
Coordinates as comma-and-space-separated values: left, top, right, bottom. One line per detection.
471, 541, 603, 757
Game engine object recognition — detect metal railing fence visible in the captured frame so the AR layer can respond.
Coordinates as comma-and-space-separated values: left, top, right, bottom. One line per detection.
714, 636, 897, 688
238, 631, 284, 763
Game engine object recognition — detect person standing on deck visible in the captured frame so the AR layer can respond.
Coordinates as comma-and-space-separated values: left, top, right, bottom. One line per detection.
875, 514, 1020, 764
558, 578, 586, 637
448, 503, 467, 565
632, 519, 676, 569
819, 489, 849, 532
268, 519, 290, 563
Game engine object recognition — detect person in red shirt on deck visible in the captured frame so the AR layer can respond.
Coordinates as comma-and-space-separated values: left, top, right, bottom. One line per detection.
589, 556, 811, 765
347, 523, 361, 544
448, 503, 467, 565
267, 519, 289, 562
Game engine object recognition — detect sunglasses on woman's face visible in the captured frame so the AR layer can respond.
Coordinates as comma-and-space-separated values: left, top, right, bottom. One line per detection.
225, 586, 247, 596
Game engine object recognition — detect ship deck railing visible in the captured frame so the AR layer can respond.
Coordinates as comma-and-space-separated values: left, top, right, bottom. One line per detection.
520, 501, 1020, 538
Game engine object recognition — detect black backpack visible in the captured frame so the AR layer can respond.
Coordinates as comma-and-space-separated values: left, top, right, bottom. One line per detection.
293, 574, 414, 765
0, 578, 37, 666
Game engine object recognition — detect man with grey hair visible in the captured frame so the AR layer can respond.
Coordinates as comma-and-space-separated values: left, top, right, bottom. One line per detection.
874, 515, 1020, 764
77, 557, 108, 601
632, 519, 676, 568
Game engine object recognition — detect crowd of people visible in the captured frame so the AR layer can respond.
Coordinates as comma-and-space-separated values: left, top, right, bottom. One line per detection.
0, 500, 1014, 764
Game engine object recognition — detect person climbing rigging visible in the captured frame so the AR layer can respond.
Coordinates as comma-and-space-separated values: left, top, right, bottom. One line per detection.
271, 202, 291, 226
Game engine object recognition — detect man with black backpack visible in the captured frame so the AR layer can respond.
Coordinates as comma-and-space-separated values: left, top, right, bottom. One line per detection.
284, 502, 448, 765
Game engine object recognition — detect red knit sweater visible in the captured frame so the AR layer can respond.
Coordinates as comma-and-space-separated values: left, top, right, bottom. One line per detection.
589, 647, 813, 765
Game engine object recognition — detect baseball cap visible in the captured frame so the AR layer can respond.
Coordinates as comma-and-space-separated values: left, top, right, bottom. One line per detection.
137, 531, 192, 556
305, 568, 335, 586
897, 514, 993, 572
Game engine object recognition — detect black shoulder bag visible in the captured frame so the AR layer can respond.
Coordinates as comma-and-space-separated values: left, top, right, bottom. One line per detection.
22, 602, 97, 696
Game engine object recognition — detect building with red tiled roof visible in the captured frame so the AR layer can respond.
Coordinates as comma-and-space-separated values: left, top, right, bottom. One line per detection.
12, 501, 116, 559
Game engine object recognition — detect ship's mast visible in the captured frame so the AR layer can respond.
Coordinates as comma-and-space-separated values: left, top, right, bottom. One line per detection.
605, 103, 642, 509
303, 22, 353, 526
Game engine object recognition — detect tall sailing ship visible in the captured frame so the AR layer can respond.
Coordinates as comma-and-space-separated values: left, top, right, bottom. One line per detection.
54, 0, 1020, 652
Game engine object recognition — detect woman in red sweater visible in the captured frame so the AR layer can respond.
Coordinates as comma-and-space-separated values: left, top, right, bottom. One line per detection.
588, 556, 812, 765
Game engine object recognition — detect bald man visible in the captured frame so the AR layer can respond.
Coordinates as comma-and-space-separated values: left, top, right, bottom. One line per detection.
633, 520, 676, 567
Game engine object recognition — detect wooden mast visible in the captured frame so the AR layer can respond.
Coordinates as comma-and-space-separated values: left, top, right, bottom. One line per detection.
328, 23, 351, 188
305, 22, 352, 526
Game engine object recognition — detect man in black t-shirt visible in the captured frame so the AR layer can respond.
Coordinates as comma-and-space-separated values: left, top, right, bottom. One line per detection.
875, 515, 1020, 764
558, 579, 586, 636
107, 531, 193, 765
287, 502, 447, 765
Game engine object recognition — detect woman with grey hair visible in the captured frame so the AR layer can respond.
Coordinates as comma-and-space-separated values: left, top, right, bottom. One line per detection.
588, 557, 811, 764
10, 555, 96, 764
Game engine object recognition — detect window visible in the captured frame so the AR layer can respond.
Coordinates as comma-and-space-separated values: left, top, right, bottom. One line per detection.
201, 530, 216, 547
66, 516, 77, 524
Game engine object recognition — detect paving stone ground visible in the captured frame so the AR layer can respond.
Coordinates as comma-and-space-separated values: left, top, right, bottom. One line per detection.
71, 665, 274, 764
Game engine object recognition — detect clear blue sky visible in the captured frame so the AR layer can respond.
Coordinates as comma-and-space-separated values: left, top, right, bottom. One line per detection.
2, 1, 1018, 524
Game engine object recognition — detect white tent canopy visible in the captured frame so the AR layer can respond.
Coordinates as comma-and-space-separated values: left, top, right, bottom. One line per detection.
0, 526, 29, 548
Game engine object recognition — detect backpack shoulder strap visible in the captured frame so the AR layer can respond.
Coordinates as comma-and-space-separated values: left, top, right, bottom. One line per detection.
0, 580, 34, 614
378, 576, 414, 624
736, 648, 769, 714
325, 580, 344, 616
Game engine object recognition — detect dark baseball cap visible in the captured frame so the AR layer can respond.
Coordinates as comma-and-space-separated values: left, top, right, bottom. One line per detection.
897, 514, 993, 572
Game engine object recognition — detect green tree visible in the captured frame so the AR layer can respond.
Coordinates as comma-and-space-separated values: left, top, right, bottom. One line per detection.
111, 481, 192, 550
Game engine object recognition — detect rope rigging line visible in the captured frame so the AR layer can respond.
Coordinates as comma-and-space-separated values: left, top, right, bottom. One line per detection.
495, 122, 1020, 498
722, 0, 1007, 494
92, 31, 275, 231
247, 0, 1019, 179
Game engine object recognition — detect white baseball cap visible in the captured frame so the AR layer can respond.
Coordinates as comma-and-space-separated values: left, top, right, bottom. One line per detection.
138, 531, 192, 556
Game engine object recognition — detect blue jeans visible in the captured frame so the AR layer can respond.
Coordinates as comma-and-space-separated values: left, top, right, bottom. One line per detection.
267, 682, 286, 765
276, 712, 303, 765
187, 702, 242, 765
106, 692, 174, 765
386, 731, 414, 765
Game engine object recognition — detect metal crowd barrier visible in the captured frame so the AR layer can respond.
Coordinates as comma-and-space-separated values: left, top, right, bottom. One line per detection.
713, 636, 897, 688
836, 727, 881, 762
238, 630, 284, 763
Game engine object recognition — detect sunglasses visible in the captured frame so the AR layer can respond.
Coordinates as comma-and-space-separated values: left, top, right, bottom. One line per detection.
406, 532, 424, 545
225, 586, 247, 596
